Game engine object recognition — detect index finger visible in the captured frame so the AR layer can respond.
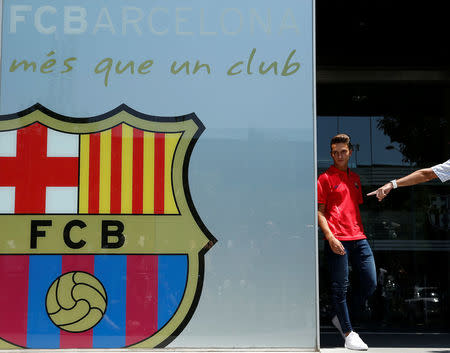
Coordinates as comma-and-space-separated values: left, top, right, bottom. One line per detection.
367, 190, 377, 196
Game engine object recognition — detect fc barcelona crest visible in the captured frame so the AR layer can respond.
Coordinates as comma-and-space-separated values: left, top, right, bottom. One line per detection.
0, 104, 216, 349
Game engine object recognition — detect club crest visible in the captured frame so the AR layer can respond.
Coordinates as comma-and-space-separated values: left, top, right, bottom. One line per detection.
0, 104, 216, 349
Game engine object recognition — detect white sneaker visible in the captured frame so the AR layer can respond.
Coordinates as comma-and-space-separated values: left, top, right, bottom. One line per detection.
331, 315, 345, 338
345, 331, 368, 351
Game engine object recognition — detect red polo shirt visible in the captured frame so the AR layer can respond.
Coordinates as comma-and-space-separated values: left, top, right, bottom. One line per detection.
317, 165, 366, 241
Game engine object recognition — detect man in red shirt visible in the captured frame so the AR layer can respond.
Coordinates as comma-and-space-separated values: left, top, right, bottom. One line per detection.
318, 134, 376, 351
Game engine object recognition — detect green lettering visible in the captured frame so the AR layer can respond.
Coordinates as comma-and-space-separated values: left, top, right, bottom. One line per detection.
115, 60, 135, 74
40, 51, 56, 74
247, 48, 256, 74
95, 58, 113, 87
9, 59, 37, 73
138, 60, 153, 74
227, 61, 243, 76
281, 49, 300, 76
193, 61, 211, 74
171, 61, 190, 75
259, 61, 278, 75
61, 57, 76, 73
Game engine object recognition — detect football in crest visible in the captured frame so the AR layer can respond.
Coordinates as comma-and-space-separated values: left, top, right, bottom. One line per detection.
46, 272, 107, 332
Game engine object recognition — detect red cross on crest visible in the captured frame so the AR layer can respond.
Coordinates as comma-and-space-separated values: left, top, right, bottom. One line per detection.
0, 123, 78, 213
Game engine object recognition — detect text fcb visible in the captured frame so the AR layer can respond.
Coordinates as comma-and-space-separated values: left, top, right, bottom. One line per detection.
0, 105, 216, 349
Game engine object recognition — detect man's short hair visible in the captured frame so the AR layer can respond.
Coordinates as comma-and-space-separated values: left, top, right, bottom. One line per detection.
330, 134, 353, 151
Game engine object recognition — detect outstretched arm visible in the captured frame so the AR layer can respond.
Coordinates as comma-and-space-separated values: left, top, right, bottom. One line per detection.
367, 168, 438, 201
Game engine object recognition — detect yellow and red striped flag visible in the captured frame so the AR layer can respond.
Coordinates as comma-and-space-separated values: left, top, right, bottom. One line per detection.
79, 124, 181, 215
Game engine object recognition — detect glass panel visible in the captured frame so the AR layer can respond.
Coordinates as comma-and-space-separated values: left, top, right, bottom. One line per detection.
371, 116, 413, 166
318, 112, 450, 338
317, 116, 338, 168
0, 0, 317, 349
338, 116, 371, 167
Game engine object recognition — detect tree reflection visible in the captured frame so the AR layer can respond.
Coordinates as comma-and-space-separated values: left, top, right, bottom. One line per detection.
376, 115, 449, 166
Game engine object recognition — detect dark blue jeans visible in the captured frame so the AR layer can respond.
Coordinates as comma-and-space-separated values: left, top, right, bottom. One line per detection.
325, 238, 377, 334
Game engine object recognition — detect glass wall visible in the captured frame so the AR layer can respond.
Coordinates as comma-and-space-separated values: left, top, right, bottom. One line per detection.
0, 0, 318, 349
317, 84, 450, 333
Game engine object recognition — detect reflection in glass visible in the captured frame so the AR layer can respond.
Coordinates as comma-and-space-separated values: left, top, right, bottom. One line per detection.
318, 115, 450, 333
